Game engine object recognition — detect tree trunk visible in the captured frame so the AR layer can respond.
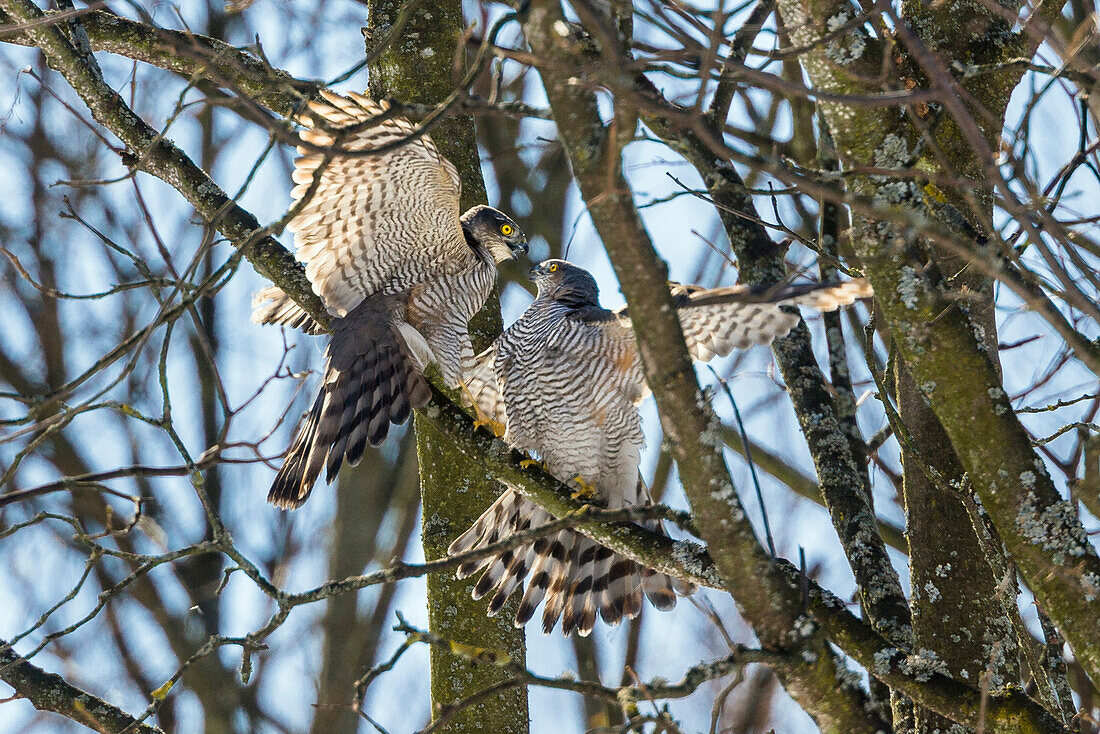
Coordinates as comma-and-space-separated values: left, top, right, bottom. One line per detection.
365, 2, 529, 731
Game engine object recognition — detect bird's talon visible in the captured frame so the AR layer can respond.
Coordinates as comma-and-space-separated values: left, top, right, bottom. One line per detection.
570, 476, 597, 500
460, 380, 505, 437
474, 417, 506, 437
519, 458, 544, 470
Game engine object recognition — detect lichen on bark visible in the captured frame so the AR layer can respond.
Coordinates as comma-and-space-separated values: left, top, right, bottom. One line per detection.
364, 1, 529, 731
777, 0, 1100, 700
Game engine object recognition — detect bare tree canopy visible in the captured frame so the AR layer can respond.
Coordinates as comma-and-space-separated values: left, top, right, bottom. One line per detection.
1, 1, 1098, 733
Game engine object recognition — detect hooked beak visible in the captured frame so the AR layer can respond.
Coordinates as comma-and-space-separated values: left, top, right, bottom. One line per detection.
508, 234, 529, 259
528, 262, 544, 280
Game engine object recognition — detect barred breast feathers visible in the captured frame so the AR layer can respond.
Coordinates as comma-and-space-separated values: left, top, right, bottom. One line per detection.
449, 295, 686, 636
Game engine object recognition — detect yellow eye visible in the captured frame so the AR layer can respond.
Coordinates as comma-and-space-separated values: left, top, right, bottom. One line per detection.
500, 224, 514, 236
549, 263, 559, 272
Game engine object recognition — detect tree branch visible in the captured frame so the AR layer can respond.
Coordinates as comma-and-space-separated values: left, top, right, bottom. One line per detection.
519, 2, 885, 731
0, 0, 328, 329
778, 0, 1100, 688
0, 640, 164, 734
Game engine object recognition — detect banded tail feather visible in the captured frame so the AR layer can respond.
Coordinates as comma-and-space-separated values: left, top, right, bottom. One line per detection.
449, 489, 689, 636
266, 297, 431, 509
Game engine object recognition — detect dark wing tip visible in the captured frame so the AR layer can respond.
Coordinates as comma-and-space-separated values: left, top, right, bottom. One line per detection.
267, 483, 309, 510
266, 388, 327, 510
644, 587, 678, 611
267, 456, 312, 509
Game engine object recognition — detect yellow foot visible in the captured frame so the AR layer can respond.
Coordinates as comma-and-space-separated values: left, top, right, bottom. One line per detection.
459, 380, 506, 437
473, 417, 506, 438
570, 476, 598, 500
519, 458, 546, 471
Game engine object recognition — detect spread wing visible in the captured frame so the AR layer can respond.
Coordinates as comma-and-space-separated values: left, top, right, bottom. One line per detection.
251, 286, 325, 335
289, 91, 465, 317
614, 279, 872, 362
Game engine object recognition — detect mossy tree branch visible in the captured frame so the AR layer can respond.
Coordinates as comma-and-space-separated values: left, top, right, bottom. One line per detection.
638, 80, 913, 650
892, 2, 1030, 728
0, 639, 165, 734
777, 0, 1100, 691
0, 7, 317, 117
519, 2, 888, 731
3, 1, 1087, 727
719, 426, 908, 552
420, 386, 1062, 733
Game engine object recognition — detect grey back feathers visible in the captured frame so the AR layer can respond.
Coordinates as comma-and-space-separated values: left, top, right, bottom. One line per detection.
254, 91, 524, 509
452, 259, 872, 635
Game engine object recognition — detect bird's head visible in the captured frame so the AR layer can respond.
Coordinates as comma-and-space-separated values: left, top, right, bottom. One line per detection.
460, 205, 528, 264
529, 259, 600, 307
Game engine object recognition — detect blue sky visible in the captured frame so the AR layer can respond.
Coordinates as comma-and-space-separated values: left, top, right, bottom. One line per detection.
1, 1, 1098, 732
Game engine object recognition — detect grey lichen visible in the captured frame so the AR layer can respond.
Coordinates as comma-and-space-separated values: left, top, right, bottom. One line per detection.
897, 266, 922, 309
824, 11, 867, 65
900, 648, 949, 682
872, 647, 899, 676
1015, 491, 1089, 565
874, 134, 909, 168
1082, 571, 1099, 602
923, 581, 941, 604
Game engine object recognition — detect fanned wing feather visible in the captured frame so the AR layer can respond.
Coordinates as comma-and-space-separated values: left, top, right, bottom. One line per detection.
462, 346, 507, 428
267, 294, 432, 509
614, 278, 873, 362
262, 92, 500, 509
450, 488, 685, 636
290, 91, 465, 316
251, 286, 325, 335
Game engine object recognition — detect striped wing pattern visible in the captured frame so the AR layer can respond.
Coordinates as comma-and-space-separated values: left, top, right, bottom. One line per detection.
664, 278, 873, 361
256, 91, 497, 508
251, 286, 324, 335
465, 346, 507, 427
266, 294, 432, 509
451, 276, 872, 635
290, 91, 466, 317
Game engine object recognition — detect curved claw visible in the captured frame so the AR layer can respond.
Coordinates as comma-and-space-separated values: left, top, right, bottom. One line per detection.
474, 417, 506, 438
570, 475, 598, 500
519, 458, 546, 470
460, 380, 506, 438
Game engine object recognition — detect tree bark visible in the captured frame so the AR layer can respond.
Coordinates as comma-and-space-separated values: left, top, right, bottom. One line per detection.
1, 641, 164, 734
777, 0, 1100, 691
364, 2, 529, 732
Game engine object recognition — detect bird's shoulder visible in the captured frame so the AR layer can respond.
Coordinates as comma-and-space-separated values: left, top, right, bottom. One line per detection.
565, 303, 618, 325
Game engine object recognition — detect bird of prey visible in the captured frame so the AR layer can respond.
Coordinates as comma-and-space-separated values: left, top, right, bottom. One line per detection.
451, 259, 873, 636
253, 91, 527, 509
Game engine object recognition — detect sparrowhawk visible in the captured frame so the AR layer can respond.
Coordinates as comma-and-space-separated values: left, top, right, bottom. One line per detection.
451, 259, 872, 635
253, 91, 527, 509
